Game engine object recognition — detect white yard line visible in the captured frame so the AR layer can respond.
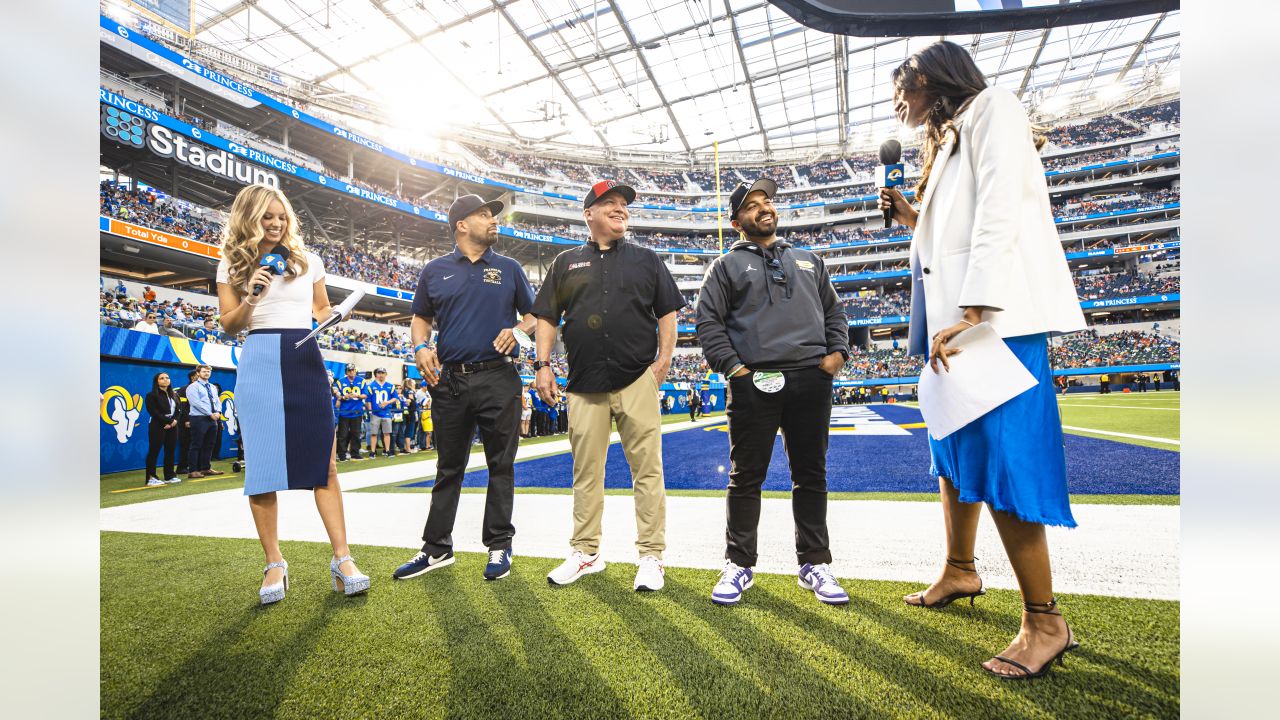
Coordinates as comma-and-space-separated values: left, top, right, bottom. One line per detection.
1062, 425, 1180, 445
101, 491, 1180, 600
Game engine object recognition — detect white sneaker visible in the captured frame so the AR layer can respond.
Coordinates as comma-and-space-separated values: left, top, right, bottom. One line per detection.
634, 556, 665, 592
146, 477, 165, 487
547, 550, 606, 586
167, 477, 183, 484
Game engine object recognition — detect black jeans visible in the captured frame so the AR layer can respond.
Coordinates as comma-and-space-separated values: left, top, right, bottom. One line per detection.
724, 367, 834, 567
146, 421, 178, 480
188, 415, 218, 472
422, 364, 522, 554
336, 416, 363, 458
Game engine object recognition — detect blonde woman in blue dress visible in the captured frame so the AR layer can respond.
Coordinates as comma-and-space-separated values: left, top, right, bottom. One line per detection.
216, 184, 369, 604
878, 42, 1087, 679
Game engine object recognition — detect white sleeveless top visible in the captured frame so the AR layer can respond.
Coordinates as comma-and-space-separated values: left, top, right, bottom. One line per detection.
216, 250, 326, 331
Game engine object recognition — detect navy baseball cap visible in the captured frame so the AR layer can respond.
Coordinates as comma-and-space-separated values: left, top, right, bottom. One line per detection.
729, 178, 778, 220
583, 179, 637, 209
447, 194, 505, 230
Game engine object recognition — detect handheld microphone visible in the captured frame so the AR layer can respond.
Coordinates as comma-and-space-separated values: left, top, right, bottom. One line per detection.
253, 245, 292, 296
877, 139, 905, 229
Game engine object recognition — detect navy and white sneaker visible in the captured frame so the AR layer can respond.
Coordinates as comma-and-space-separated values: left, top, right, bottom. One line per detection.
392, 549, 455, 580
484, 548, 512, 580
798, 563, 849, 605
711, 562, 754, 605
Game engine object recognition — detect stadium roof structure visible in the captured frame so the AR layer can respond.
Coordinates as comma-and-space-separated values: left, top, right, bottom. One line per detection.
170, 1, 1178, 159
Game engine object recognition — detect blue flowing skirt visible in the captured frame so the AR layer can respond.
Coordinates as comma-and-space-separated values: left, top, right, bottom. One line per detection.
927, 333, 1076, 528
237, 329, 336, 496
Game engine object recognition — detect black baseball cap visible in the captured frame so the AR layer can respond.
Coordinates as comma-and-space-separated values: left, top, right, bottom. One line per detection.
583, 179, 637, 209
729, 178, 778, 220
447, 194, 505, 231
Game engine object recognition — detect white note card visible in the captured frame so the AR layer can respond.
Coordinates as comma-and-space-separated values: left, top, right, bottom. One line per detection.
916, 322, 1037, 441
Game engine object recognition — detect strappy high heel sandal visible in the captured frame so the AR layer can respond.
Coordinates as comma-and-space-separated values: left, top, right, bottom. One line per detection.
984, 598, 1080, 680
259, 560, 288, 605
331, 555, 370, 596
904, 556, 986, 608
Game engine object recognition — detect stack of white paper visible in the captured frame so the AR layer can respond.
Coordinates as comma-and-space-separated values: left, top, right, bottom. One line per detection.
916, 322, 1037, 440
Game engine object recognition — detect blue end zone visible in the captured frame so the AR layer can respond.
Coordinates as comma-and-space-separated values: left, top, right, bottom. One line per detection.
403, 405, 1178, 495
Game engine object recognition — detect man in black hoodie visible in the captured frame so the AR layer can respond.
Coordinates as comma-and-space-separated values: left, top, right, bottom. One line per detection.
696, 178, 851, 607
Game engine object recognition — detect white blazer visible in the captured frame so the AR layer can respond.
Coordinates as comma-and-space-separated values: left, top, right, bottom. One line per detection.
906, 86, 1086, 357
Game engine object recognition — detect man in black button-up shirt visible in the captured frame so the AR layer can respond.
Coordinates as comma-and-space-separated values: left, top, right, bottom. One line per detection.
532, 180, 684, 591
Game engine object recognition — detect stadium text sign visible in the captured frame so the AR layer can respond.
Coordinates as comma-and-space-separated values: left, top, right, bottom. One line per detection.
147, 126, 279, 188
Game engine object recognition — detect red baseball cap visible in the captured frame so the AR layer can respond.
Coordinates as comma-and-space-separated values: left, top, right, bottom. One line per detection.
583, 179, 637, 209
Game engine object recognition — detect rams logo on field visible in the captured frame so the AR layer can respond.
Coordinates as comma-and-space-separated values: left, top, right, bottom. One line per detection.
483, 267, 503, 285
101, 386, 143, 444
219, 390, 239, 436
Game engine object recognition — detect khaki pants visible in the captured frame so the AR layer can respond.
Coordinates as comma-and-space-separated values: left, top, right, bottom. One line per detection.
566, 370, 666, 559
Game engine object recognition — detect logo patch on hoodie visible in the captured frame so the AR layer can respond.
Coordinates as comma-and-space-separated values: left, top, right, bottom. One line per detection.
795, 259, 815, 272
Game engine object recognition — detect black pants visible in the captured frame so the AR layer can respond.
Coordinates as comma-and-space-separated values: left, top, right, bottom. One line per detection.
336, 416, 363, 459
146, 421, 178, 480
188, 415, 218, 472
176, 421, 191, 472
725, 367, 834, 567
422, 364, 522, 554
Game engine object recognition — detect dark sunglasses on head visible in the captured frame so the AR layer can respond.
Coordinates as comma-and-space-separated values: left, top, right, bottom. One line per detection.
766, 257, 787, 285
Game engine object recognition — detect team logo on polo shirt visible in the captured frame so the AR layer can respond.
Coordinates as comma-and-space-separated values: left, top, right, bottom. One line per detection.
795, 259, 815, 272
568, 261, 592, 271
483, 267, 503, 285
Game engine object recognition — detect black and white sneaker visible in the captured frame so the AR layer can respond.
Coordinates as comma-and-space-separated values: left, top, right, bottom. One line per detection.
393, 549, 455, 580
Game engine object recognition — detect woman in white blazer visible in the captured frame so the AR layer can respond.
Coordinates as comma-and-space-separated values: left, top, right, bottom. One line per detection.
878, 41, 1087, 680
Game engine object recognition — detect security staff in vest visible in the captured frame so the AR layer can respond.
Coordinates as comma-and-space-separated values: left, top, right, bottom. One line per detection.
393, 194, 536, 583
696, 178, 852, 607
532, 179, 685, 592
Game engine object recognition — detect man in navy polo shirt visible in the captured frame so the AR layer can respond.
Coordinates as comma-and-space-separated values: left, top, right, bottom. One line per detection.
394, 194, 536, 582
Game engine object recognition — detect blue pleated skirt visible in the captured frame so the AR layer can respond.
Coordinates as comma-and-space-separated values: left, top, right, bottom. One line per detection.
236, 329, 336, 496
927, 333, 1077, 528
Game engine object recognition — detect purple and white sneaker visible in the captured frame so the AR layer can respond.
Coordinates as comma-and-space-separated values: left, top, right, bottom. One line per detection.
711, 562, 754, 605
798, 563, 849, 605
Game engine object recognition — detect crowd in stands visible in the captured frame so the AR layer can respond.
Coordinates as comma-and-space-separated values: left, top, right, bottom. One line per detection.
1075, 271, 1180, 300
309, 237, 425, 293
668, 353, 712, 382
1048, 329, 1179, 368
1120, 100, 1180, 127
1045, 113, 1147, 148
1053, 189, 1180, 218
797, 158, 850, 184
838, 346, 922, 380
841, 291, 909, 320
100, 181, 223, 244
630, 168, 688, 192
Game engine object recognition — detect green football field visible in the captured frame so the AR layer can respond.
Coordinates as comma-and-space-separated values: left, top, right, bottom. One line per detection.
100, 398, 1179, 717
101, 532, 1178, 720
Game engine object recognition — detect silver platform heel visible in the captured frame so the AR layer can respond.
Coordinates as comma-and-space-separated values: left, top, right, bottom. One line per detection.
331, 555, 370, 596
259, 560, 288, 605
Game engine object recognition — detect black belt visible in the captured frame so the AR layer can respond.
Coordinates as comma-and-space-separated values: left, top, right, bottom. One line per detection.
444, 357, 512, 374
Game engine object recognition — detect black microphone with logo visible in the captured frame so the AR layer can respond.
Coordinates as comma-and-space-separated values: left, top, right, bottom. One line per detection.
877, 139, 905, 229
253, 245, 292, 296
